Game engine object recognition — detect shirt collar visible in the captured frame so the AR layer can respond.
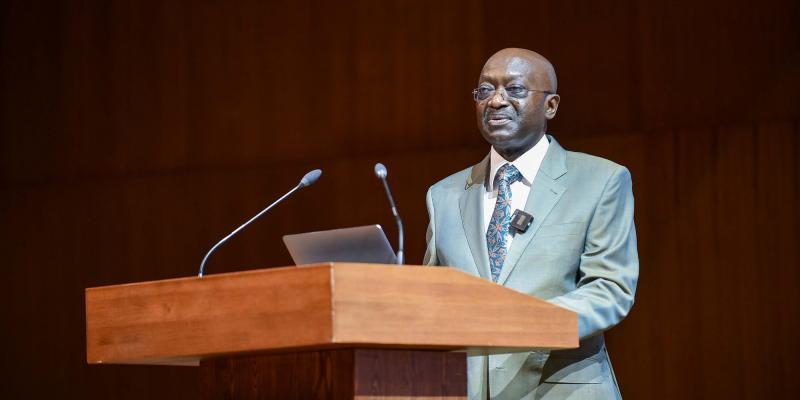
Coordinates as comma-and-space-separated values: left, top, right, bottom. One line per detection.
488, 134, 550, 191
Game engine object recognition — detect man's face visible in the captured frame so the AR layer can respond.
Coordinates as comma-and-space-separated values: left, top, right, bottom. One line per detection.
475, 56, 553, 156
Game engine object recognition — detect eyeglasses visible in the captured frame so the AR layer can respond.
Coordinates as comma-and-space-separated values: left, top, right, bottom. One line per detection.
472, 85, 554, 102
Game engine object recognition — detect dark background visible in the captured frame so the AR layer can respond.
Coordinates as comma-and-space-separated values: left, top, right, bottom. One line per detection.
2, 0, 798, 398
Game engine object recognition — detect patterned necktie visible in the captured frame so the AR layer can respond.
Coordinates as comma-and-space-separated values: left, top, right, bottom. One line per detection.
487, 163, 522, 282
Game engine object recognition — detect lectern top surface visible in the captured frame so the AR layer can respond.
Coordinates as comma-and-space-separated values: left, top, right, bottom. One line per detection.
85, 264, 577, 366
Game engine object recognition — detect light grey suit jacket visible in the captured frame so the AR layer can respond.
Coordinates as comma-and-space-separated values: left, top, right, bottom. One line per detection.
424, 136, 638, 399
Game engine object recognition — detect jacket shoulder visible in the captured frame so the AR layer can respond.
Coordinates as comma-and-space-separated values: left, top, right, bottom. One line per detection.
565, 150, 630, 179
428, 166, 473, 194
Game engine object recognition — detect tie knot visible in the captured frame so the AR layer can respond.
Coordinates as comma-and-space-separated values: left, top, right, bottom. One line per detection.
495, 163, 522, 186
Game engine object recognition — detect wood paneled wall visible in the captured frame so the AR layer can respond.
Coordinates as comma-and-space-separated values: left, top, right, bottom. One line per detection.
1, 0, 798, 398
575, 124, 799, 399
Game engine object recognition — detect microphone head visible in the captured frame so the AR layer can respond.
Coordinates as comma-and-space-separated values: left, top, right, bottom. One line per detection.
374, 163, 387, 179
299, 169, 322, 187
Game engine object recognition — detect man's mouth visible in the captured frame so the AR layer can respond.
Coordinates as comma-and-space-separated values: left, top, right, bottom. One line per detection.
487, 114, 513, 126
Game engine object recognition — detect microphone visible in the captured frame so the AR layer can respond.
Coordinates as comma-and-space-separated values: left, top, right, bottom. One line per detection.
197, 169, 322, 277
374, 163, 404, 265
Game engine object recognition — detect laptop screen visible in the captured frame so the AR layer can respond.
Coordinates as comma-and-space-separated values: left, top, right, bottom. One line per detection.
282, 224, 398, 265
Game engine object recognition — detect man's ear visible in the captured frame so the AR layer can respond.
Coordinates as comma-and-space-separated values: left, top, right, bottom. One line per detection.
545, 94, 560, 120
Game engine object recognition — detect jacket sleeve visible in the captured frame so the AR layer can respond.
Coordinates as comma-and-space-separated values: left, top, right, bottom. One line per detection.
547, 166, 639, 340
423, 187, 439, 266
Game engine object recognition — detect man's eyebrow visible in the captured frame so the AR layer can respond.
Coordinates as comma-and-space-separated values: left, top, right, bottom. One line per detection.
479, 72, 527, 80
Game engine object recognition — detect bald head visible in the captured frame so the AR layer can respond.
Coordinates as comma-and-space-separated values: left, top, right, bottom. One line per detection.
481, 48, 557, 92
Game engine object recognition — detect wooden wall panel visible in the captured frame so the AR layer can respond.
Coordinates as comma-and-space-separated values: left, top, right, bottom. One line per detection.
5, 0, 798, 183
2, 0, 799, 398
1, 0, 486, 183
708, 125, 752, 398
624, 130, 679, 397
753, 121, 798, 398
590, 123, 799, 398
672, 128, 717, 398
635, 1, 800, 129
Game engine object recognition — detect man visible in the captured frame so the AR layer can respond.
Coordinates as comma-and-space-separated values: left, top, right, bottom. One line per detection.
424, 48, 639, 399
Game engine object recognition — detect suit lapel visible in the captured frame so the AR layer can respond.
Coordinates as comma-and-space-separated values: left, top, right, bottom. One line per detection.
459, 155, 491, 280
497, 136, 568, 286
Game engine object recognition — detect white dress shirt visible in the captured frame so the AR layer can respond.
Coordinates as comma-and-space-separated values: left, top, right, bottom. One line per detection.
483, 135, 550, 245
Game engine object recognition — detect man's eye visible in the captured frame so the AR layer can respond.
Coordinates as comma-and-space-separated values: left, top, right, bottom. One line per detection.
477, 88, 494, 96
506, 86, 527, 96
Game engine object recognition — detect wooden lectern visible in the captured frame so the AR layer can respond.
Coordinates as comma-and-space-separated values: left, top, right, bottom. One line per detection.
85, 263, 577, 399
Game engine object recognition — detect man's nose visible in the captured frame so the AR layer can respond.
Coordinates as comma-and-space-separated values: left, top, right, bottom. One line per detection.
487, 89, 509, 108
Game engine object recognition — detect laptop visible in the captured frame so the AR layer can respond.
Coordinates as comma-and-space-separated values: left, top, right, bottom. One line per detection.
282, 224, 398, 265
